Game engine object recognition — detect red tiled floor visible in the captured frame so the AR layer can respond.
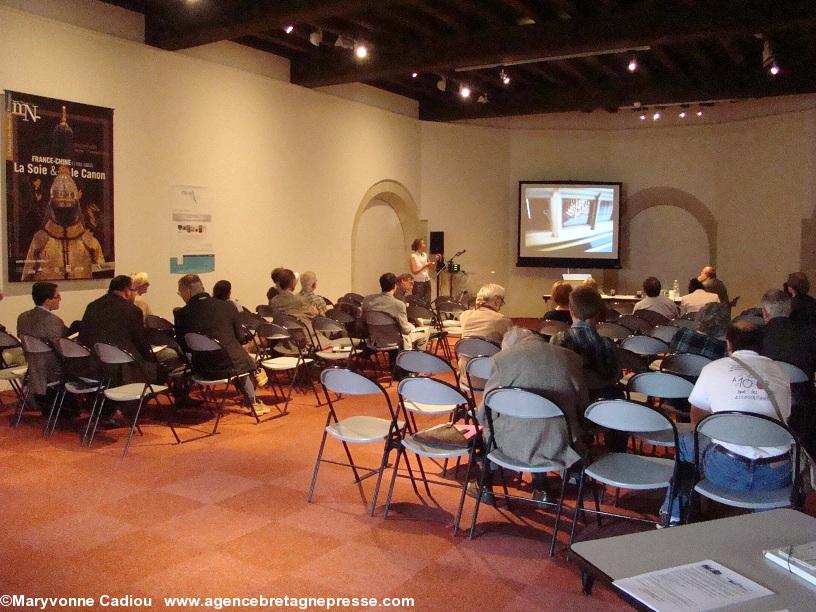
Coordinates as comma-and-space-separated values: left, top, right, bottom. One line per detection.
2, 384, 811, 610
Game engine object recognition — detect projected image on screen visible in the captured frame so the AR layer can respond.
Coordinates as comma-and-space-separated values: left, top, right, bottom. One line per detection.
517, 181, 621, 268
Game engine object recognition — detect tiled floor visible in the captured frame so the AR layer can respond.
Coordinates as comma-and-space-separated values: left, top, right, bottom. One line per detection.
1, 381, 809, 610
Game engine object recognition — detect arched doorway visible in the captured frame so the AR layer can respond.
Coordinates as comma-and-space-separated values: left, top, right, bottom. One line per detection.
351, 181, 421, 295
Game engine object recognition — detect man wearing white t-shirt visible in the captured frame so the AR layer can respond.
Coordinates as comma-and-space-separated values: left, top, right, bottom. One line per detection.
661, 319, 792, 525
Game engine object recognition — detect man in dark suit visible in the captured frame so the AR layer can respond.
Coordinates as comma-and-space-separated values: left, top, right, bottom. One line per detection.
786, 272, 816, 327
760, 288, 816, 455
79, 275, 156, 383
173, 274, 267, 414
17, 282, 69, 412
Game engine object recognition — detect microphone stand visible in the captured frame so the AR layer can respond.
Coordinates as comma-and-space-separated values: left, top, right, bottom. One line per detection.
446, 249, 466, 297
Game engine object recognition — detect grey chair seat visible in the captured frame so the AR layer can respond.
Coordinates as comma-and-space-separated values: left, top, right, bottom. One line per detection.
260, 356, 313, 370
327, 415, 403, 443
585, 453, 674, 489
104, 383, 168, 402
487, 448, 569, 474
65, 380, 100, 395
402, 433, 471, 458
403, 400, 456, 415
315, 349, 351, 361
694, 479, 792, 509
636, 422, 693, 447
192, 372, 248, 386
0, 365, 27, 380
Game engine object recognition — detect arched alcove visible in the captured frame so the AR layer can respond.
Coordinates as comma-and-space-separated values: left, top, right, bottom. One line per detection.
605, 187, 718, 291
350, 180, 421, 294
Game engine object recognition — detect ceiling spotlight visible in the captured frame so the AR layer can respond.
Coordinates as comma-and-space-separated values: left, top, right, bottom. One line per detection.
436, 77, 447, 92
639, 114, 646, 121
283, 25, 294, 34
477, 94, 488, 104
308, 30, 322, 47
354, 43, 369, 59
628, 57, 638, 72
459, 85, 471, 99
769, 62, 780, 76
411, 72, 418, 78
679, 111, 687, 118
500, 69, 511, 85
696, 110, 703, 117
652, 111, 661, 120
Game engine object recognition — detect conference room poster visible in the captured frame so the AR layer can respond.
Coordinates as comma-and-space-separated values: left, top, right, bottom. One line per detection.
4, 90, 114, 282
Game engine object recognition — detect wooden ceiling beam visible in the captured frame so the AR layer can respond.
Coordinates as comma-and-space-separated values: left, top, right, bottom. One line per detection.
144, 0, 408, 50
291, 2, 816, 87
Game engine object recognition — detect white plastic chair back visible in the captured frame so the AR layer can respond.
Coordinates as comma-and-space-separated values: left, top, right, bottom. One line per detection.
776, 361, 808, 384
455, 337, 500, 359
94, 343, 135, 365
696, 412, 795, 448
321, 368, 382, 396
585, 399, 674, 434
661, 352, 712, 378
649, 325, 680, 344
395, 350, 453, 375
621, 335, 669, 356
184, 332, 221, 352
20, 335, 52, 354
484, 387, 563, 419
398, 376, 468, 407
628, 372, 694, 399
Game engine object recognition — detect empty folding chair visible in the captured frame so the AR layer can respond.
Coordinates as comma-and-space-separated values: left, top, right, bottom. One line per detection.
363, 310, 403, 382
255, 322, 314, 411
649, 324, 681, 345
307, 368, 402, 515
383, 376, 478, 534
693, 412, 801, 512
0, 330, 29, 419
627, 372, 695, 446
618, 314, 653, 335
539, 319, 569, 339
775, 361, 809, 384
469, 387, 586, 556
312, 316, 357, 367
407, 303, 450, 360
633, 309, 670, 327
53, 338, 101, 441
569, 399, 680, 543
394, 350, 461, 426
454, 337, 500, 363
620, 335, 669, 358
660, 352, 712, 382
88, 343, 179, 457
596, 322, 630, 342
464, 356, 492, 406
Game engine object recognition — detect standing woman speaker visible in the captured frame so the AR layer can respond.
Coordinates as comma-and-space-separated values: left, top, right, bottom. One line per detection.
409, 238, 439, 305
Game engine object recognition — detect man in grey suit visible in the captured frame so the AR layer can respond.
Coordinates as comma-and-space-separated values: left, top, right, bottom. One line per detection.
477, 328, 589, 501
361, 273, 428, 349
17, 282, 69, 413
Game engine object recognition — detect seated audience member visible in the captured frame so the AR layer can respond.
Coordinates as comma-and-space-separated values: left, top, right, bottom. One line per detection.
130, 272, 152, 319
551, 286, 619, 397
79, 275, 158, 384
543, 281, 573, 324
697, 265, 729, 303
679, 277, 719, 317
668, 302, 729, 360
361, 273, 429, 349
633, 276, 679, 320
460, 283, 513, 344
394, 273, 415, 303
786, 271, 816, 327
174, 274, 268, 415
661, 320, 791, 525
582, 277, 598, 291
760, 288, 816, 454
213, 280, 240, 312
476, 326, 589, 501
268, 269, 317, 320
17, 282, 69, 413
298, 271, 328, 316
266, 267, 285, 303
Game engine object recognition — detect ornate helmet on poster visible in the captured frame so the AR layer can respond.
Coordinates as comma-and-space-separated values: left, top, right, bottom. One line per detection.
48, 166, 83, 227
51, 106, 74, 158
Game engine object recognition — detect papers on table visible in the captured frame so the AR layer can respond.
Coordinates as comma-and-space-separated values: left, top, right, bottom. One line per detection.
765, 542, 816, 587
613, 560, 773, 612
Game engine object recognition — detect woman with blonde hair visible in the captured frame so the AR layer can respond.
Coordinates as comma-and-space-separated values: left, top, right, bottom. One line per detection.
130, 271, 152, 318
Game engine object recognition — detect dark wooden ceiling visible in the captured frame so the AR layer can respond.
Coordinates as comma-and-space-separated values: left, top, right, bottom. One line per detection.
100, 0, 816, 121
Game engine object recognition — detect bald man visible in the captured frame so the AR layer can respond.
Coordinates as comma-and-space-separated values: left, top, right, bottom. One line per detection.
697, 265, 729, 303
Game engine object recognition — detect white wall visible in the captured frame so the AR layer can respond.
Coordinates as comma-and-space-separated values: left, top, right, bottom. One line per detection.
1, 0, 815, 326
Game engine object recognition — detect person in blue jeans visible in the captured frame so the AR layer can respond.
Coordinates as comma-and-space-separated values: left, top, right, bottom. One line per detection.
661, 319, 793, 525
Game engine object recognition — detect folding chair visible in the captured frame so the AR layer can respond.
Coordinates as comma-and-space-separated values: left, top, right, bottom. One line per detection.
627, 372, 694, 447
255, 322, 314, 410
88, 343, 179, 457
307, 368, 402, 515
539, 319, 569, 339
692, 411, 801, 512
52, 338, 101, 441
617, 314, 653, 335
776, 361, 809, 384
469, 387, 586, 556
670, 318, 699, 330
184, 332, 261, 432
464, 356, 492, 406
633, 309, 671, 327
383, 376, 479, 534
454, 337, 500, 363
648, 324, 681, 345
407, 303, 450, 360
596, 322, 631, 341
256, 304, 276, 318
363, 310, 403, 383
312, 316, 357, 367
569, 399, 680, 543
0, 330, 29, 420
436, 301, 464, 339
620, 334, 669, 358
660, 352, 712, 382
16, 335, 64, 431
394, 349, 461, 426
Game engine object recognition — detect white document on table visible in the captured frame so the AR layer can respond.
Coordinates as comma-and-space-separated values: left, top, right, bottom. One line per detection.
613, 559, 774, 612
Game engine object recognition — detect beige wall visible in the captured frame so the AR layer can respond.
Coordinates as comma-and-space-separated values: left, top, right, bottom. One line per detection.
1, 1, 815, 327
